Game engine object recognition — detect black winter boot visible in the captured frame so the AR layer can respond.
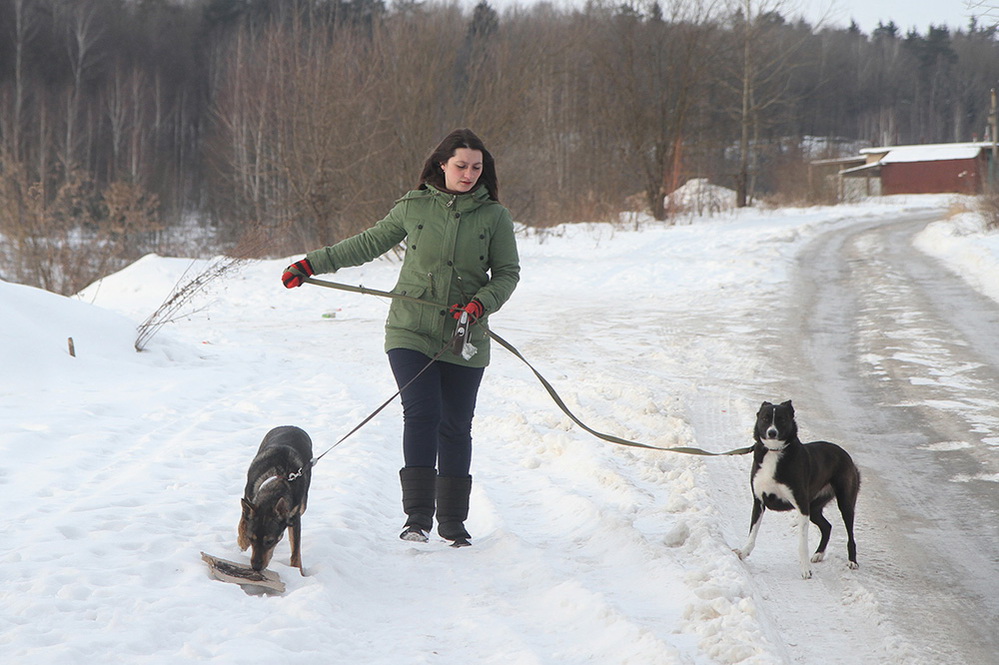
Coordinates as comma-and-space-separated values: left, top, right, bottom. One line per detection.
436, 475, 472, 547
400, 467, 436, 542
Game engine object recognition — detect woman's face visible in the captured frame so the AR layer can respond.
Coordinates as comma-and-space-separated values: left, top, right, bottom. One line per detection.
441, 148, 483, 193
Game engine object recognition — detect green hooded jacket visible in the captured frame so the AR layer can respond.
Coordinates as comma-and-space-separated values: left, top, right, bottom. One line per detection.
306, 184, 520, 367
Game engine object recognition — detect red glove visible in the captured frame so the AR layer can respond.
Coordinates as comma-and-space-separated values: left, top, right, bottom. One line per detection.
282, 259, 314, 288
450, 299, 484, 321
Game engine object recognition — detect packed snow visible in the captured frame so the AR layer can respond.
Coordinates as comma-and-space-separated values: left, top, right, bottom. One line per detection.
1, 194, 995, 664
665, 178, 737, 214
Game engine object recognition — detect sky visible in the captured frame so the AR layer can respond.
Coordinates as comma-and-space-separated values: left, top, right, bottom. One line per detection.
801, 0, 983, 32
470, 0, 986, 33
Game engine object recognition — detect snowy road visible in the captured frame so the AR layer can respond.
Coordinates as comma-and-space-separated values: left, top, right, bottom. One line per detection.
7, 199, 998, 664
706, 211, 999, 664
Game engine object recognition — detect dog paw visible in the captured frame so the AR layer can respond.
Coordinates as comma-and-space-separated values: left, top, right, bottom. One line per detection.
801, 567, 813, 580
733, 548, 748, 560
847, 561, 859, 570
810, 552, 825, 563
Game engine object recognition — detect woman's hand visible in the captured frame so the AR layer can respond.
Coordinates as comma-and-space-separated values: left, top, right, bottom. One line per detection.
282, 259, 314, 288
449, 299, 484, 321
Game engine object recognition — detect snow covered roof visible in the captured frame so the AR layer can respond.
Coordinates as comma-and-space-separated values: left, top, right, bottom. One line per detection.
862, 142, 988, 164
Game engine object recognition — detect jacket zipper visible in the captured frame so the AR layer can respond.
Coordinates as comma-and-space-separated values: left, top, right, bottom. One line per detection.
437, 195, 456, 297
434, 194, 457, 300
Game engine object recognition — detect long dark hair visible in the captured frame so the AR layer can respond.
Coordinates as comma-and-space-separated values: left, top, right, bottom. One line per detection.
418, 128, 500, 202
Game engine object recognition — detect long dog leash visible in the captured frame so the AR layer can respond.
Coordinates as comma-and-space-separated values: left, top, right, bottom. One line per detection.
300, 276, 754, 458
309, 328, 463, 467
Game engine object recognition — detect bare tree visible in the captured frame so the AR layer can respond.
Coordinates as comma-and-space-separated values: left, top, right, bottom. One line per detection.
208, 9, 401, 251
726, 0, 811, 206
207, 20, 278, 237
377, 4, 466, 190
5, 0, 41, 160
59, 0, 105, 176
104, 60, 129, 180
592, 1, 718, 219
967, 1, 999, 27
495, 7, 586, 224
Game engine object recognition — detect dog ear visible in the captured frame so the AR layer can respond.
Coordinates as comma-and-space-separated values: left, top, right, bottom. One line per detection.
241, 498, 256, 517
237, 518, 250, 551
758, 401, 772, 412
275, 496, 291, 521
781, 400, 793, 413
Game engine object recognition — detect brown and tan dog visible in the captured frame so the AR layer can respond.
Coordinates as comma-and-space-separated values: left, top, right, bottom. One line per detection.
237, 426, 313, 574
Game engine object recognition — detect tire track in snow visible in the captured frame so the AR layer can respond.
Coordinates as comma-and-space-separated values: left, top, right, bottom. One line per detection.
778, 212, 999, 664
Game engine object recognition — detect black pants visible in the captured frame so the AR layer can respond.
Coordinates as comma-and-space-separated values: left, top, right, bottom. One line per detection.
387, 348, 485, 477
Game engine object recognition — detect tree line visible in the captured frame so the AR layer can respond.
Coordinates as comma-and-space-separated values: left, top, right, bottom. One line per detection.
1, 0, 996, 293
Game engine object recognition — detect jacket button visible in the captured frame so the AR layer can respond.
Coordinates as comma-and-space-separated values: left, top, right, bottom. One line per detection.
479, 256, 485, 260
418, 224, 424, 229
439, 310, 446, 316
447, 260, 453, 266
455, 212, 461, 218
479, 234, 485, 239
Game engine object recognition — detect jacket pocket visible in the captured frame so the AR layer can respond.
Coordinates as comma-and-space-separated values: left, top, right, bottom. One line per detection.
387, 281, 431, 333
392, 280, 426, 299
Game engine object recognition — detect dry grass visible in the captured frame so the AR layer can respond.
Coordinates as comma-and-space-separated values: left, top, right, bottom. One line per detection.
133, 230, 271, 352
975, 192, 999, 231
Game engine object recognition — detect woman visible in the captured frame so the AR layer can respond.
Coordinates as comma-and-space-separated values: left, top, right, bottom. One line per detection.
282, 129, 520, 546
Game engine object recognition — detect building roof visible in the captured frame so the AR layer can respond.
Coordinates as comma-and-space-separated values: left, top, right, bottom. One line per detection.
839, 161, 882, 177
862, 142, 989, 164
810, 156, 866, 167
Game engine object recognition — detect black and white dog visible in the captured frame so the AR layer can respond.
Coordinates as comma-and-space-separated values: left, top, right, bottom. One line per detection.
734, 401, 860, 579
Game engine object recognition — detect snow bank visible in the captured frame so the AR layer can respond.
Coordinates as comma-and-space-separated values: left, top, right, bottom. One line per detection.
0, 280, 139, 390
665, 178, 738, 215
914, 212, 999, 305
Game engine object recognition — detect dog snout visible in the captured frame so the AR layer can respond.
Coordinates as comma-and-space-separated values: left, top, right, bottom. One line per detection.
250, 546, 274, 572
766, 426, 778, 439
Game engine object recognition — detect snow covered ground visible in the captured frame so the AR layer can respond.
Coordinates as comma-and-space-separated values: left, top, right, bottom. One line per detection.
1, 195, 995, 664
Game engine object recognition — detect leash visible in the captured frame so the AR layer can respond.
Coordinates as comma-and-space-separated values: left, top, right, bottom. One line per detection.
299, 276, 753, 458
485, 329, 753, 456
308, 326, 463, 467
